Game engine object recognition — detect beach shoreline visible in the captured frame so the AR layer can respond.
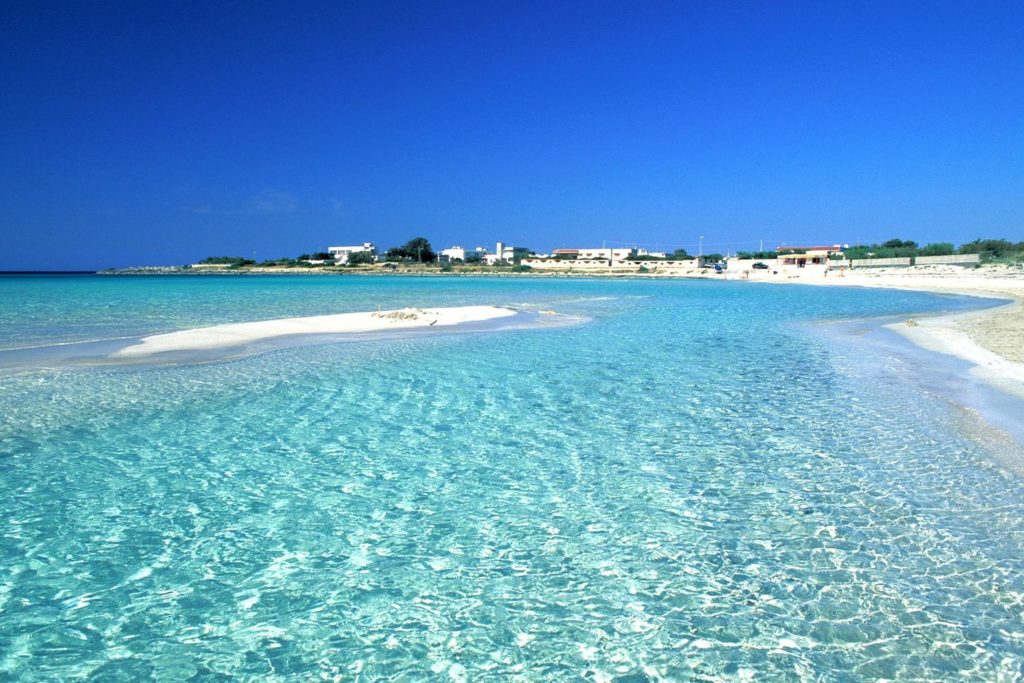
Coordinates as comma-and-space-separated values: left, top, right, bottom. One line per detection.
886, 299, 1024, 401
818, 311, 1024, 475
745, 264, 1024, 465
97, 265, 1024, 390
729, 265, 1024, 399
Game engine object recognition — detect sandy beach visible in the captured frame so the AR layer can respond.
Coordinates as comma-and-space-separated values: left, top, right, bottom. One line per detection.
730, 264, 1024, 397
112, 305, 517, 359
105, 265, 1024, 389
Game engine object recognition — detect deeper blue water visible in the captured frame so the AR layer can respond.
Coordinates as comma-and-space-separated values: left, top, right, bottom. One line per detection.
1, 274, 1023, 681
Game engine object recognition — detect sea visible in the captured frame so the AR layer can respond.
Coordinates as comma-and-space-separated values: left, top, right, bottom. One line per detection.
1, 274, 1023, 681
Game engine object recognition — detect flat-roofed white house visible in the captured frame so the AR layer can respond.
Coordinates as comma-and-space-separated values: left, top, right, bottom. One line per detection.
328, 242, 377, 264
439, 246, 489, 262
482, 241, 529, 265
560, 247, 635, 260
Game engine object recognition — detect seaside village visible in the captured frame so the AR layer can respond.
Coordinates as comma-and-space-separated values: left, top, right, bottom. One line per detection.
189, 239, 983, 275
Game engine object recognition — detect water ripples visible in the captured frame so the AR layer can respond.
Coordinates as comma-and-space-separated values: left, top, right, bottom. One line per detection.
1, 279, 1022, 679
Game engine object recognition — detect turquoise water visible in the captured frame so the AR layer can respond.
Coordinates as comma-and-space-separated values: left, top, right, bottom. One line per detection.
1, 275, 1023, 680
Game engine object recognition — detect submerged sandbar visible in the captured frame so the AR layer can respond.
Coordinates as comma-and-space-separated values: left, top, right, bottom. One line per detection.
112, 305, 518, 358
0, 306, 525, 370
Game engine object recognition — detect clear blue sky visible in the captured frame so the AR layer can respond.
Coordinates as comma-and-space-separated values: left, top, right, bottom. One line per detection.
2, 1, 1022, 269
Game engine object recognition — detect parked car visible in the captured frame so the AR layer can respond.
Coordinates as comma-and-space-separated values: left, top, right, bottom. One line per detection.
752, 261, 769, 269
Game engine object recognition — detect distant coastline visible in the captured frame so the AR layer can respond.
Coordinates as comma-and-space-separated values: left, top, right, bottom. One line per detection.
93, 264, 709, 278
30, 264, 1024, 402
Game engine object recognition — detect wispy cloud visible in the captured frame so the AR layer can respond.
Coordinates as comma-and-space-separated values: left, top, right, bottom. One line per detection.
185, 190, 297, 216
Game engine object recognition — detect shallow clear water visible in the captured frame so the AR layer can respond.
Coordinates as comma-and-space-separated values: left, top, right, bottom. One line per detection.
1, 275, 1022, 680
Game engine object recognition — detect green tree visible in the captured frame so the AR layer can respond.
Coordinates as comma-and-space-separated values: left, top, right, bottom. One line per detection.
510, 246, 530, 265
259, 257, 302, 267
386, 237, 436, 262
918, 242, 954, 257
959, 238, 1015, 257
345, 250, 376, 265
200, 256, 255, 266
845, 242, 917, 259
882, 238, 918, 249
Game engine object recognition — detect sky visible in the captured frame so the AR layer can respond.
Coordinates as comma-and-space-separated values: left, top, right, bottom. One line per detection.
2, 0, 1022, 270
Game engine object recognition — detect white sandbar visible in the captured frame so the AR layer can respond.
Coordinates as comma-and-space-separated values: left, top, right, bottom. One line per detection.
112, 305, 517, 358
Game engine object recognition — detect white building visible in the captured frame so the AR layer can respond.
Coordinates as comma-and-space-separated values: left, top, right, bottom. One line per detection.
775, 244, 843, 268
482, 241, 510, 265
575, 247, 635, 260
636, 248, 667, 258
328, 242, 377, 264
439, 246, 489, 262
